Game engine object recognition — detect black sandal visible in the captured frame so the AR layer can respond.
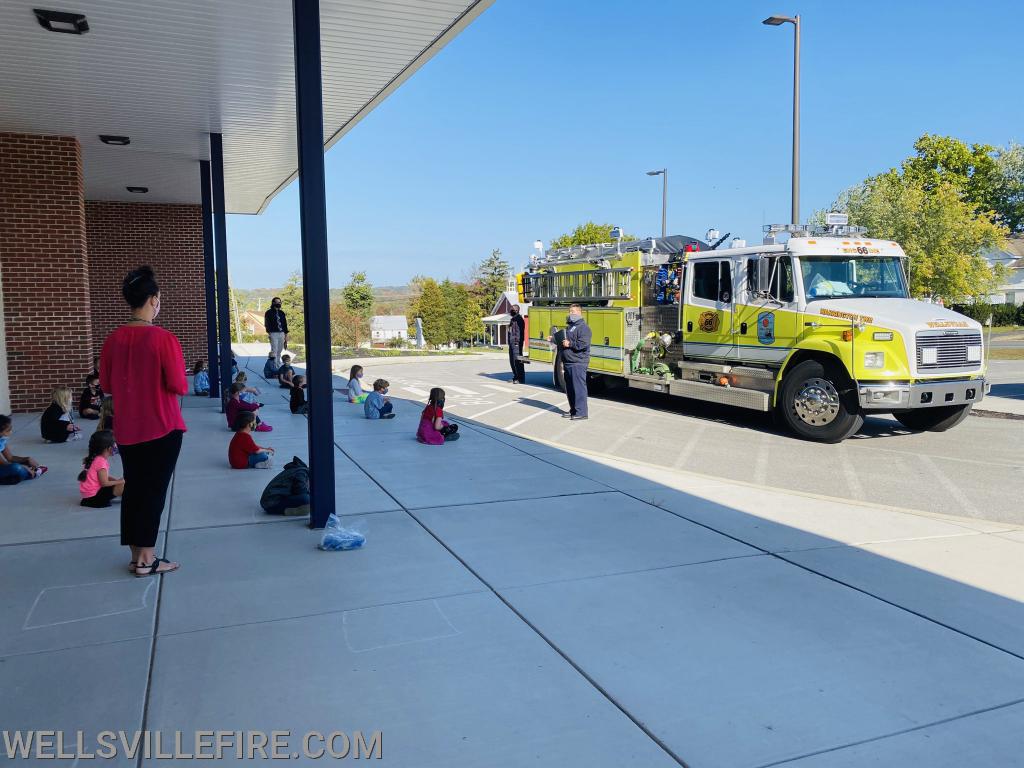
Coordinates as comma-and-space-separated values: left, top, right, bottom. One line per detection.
134, 558, 179, 577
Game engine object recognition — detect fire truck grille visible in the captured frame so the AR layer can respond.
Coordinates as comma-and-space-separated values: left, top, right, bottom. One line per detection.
915, 331, 982, 372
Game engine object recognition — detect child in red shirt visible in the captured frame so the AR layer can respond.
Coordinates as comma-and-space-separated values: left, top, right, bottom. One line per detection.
416, 388, 459, 445
229, 412, 275, 469
226, 383, 272, 432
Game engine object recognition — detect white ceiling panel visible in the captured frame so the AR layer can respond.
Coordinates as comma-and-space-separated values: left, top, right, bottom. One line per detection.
0, 0, 491, 213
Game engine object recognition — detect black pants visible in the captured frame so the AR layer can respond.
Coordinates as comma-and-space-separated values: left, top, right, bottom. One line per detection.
81, 485, 115, 508
118, 430, 183, 547
564, 362, 589, 418
508, 342, 525, 382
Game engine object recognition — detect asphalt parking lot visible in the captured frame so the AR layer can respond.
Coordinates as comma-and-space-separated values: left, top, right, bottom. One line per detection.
369, 354, 1024, 526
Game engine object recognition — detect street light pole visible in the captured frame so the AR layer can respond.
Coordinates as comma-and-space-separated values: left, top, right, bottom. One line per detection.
763, 14, 801, 226
646, 168, 667, 238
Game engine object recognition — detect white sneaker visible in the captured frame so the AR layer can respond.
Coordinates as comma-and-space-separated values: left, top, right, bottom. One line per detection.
254, 456, 274, 469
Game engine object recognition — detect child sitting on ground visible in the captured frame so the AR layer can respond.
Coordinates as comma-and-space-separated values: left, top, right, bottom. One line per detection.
278, 355, 296, 389
364, 379, 395, 420
41, 387, 82, 443
263, 353, 279, 379
226, 383, 272, 432
78, 373, 104, 419
347, 365, 367, 403
192, 359, 210, 395
290, 375, 309, 415
78, 429, 125, 508
0, 415, 47, 484
416, 387, 459, 444
229, 412, 275, 469
235, 372, 262, 405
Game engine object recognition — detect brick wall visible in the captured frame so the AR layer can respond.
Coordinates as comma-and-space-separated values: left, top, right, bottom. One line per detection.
86, 201, 207, 370
0, 133, 91, 412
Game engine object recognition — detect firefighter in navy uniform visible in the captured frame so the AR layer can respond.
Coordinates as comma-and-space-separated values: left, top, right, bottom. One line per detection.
559, 303, 591, 421
508, 304, 526, 383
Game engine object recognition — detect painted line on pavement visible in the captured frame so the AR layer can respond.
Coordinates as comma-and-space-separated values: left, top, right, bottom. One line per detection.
468, 400, 522, 419
402, 387, 429, 397
446, 385, 480, 395
483, 384, 517, 393
506, 404, 563, 431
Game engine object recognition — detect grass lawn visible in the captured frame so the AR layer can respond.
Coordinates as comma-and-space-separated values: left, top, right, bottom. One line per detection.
990, 348, 1024, 360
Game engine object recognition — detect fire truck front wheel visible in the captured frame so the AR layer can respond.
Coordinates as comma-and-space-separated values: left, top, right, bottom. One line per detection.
779, 360, 864, 443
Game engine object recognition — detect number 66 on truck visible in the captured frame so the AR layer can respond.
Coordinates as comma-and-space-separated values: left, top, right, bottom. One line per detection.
518, 216, 988, 443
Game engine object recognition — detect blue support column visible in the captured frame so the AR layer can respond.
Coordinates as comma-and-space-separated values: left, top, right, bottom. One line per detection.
199, 160, 221, 399
293, 0, 336, 528
209, 134, 234, 412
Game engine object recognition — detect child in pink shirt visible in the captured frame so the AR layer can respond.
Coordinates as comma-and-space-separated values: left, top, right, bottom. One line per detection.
78, 430, 125, 508
416, 388, 459, 444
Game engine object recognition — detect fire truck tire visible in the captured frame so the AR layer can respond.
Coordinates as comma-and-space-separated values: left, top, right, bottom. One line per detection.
779, 360, 864, 443
553, 352, 566, 392
892, 404, 971, 432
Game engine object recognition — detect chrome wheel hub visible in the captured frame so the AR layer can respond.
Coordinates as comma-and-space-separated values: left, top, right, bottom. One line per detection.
793, 378, 840, 426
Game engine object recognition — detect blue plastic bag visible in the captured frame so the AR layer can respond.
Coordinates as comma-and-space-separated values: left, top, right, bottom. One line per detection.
318, 514, 366, 551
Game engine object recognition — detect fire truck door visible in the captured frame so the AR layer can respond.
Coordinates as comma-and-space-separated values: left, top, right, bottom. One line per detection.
682, 259, 735, 361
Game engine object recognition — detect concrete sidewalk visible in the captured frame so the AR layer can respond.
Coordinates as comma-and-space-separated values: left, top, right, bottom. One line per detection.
2, 357, 1024, 766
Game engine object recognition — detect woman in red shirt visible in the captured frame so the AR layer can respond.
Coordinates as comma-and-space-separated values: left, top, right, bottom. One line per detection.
100, 266, 188, 577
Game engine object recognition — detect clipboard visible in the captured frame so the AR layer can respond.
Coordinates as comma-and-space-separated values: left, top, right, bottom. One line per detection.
551, 326, 566, 346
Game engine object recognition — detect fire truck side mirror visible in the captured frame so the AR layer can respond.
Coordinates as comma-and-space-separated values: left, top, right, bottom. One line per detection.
756, 257, 773, 295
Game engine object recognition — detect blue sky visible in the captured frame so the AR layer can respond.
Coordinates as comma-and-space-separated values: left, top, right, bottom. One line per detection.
227, 0, 1024, 288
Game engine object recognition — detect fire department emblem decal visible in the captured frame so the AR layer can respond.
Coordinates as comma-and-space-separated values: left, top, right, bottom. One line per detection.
698, 311, 720, 333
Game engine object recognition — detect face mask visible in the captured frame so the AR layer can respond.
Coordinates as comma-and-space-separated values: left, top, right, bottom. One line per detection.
273, 303, 281, 309
153, 297, 161, 320
382, 388, 389, 395
435, 398, 445, 409
357, 372, 363, 379
570, 312, 581, 322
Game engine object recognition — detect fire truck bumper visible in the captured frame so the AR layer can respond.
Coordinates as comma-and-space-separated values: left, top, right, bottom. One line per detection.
857, 378, 988, 410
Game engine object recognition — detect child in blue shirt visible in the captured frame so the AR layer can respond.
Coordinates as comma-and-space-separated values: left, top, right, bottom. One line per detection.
192, 360, 210, 396
364, 379, 395, 419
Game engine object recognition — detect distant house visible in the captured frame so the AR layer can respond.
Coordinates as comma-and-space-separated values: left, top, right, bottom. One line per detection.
241, 310, 267, 337
371, 315, 409, 345
481, 289, 530, 346
983, 237, 1024, 305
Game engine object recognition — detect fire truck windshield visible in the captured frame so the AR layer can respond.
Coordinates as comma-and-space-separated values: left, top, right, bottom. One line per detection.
800, 255, 909, 300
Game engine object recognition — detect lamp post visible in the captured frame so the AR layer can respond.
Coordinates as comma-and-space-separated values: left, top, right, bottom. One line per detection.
763, 13, 800, 226
646, 169, 667, 238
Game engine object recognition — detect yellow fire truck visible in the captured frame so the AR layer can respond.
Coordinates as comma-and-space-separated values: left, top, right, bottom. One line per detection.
519, 220, 989, 442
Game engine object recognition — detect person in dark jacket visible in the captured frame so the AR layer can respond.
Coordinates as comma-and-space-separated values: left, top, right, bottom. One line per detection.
553, 303, 591, 421
507, 304, 526, 384
264, 297, 289, 368
78, 373, 104, 419
41, 386, 81, 442
260, 456, 311, 516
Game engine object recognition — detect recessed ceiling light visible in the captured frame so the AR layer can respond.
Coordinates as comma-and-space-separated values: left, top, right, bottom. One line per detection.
99, 135, 131, 146
126, 186, 148, 194
33, 8, 89, 34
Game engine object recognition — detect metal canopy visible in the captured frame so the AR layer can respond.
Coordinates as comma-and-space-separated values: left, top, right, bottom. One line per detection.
0, 0, 491, 213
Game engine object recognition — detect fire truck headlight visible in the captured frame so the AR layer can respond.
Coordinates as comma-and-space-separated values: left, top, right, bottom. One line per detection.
872, 331, 894, 341
967, 345, 982, 362
863, 351, 885, 369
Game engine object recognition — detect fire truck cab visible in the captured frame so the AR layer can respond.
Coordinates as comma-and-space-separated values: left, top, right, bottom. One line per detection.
519, 222, 989, 442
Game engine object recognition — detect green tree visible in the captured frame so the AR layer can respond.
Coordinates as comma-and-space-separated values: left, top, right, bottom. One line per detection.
342, 271, 375, 319
329, 303, 368, 348
550, 221, 637, 249
468, 249, 511, 314
439, 279, 483, 345
832, 171, 1007, 301
409, 277, 447, 347
899, 134, 1024, 234
994, 142, 1024, 233
278, 272, 305, 345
